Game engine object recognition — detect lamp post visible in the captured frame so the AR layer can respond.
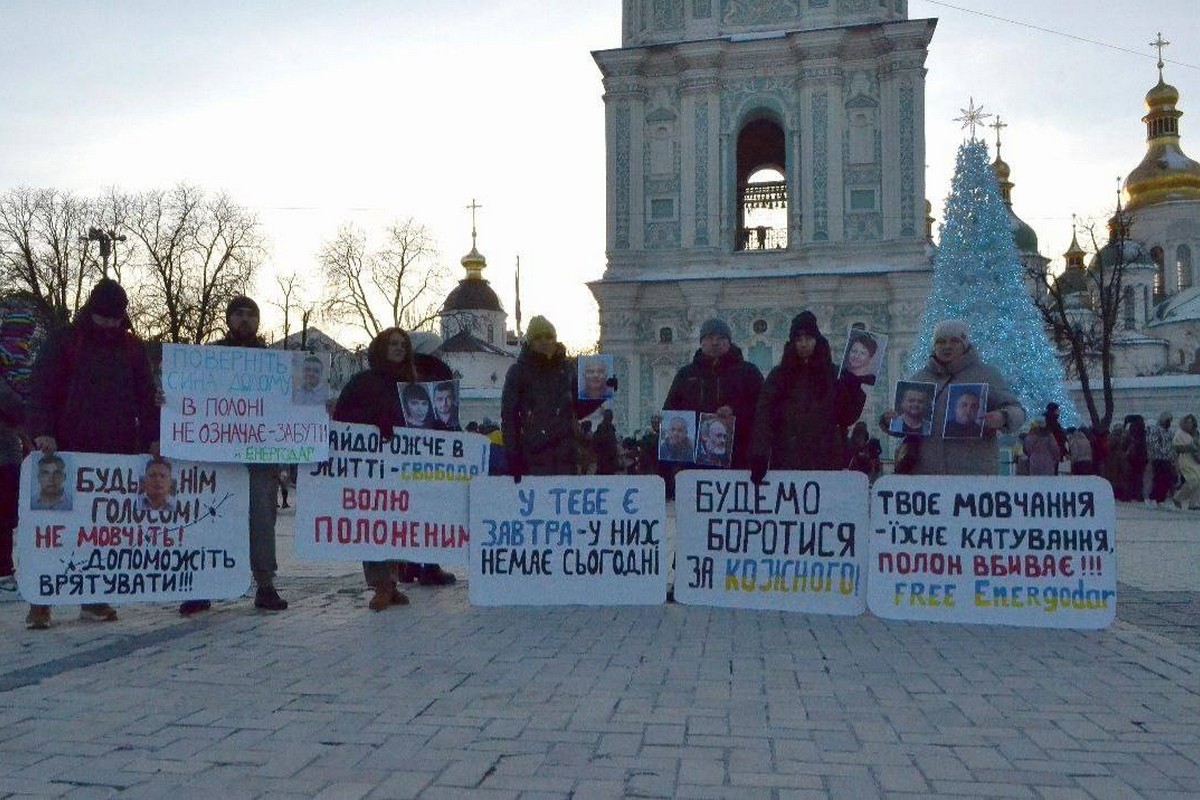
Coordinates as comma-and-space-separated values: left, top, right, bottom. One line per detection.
79, 227, 127, 277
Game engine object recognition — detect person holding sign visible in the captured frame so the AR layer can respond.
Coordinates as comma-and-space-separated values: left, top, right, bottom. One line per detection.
748, 311, 866, 482
883, 320, 1025, 475
334, 327, 427, 610
501, 315, 580, 481
24, 278, 159, 629
663, 318, 763, 470
179, 296, 289, 616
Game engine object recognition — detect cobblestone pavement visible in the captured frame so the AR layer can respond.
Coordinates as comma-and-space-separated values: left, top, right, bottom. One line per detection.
1, 503, 1197, 799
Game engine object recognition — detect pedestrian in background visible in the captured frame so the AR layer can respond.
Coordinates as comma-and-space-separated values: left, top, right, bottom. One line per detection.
1146, 411, 1177, 507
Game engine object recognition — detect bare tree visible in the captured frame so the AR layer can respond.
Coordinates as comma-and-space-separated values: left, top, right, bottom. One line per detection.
1026, 214, 1135, 432
319, 218, 447, 342
0, 187, 100, 325
268, 271, 319, 349
123, 184, 265, 343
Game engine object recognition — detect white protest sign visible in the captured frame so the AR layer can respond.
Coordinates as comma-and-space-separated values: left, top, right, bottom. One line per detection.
674, 470, 869, 615
160, 344, 329, 463
294, 423, 490, 566
468, 475, 667, 606
868, 475, 1116, 629
16, 452, 250, 604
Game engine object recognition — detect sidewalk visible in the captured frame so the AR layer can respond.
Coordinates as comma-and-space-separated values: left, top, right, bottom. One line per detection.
0, 503, 1197, 799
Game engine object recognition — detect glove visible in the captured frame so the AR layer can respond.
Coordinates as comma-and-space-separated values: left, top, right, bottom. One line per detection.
606, 376, 620, 392
508, 452, 526, 484
749, 458, 768, 486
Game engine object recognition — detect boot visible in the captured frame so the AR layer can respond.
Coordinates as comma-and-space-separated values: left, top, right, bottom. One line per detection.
254, 586, 288, 611
79, 603, 118, 622
396, 561, 419, 583
369, 584, 394, 612
418, 564, 457, 586
26, 605, 51, 630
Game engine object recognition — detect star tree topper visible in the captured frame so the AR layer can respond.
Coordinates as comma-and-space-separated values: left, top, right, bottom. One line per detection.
954, 97, 992, 141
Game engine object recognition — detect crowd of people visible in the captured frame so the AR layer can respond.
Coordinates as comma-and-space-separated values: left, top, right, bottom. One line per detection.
3, 278, 1197, 626
1019, 408, 1200, 510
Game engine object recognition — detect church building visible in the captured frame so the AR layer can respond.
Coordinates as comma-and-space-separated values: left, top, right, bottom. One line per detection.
590, 0, 936, 432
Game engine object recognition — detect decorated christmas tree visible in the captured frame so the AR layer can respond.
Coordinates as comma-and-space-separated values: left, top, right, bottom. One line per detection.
908, 129, 1077, 425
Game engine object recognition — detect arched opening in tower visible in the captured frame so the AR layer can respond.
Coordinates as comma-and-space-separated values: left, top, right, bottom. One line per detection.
736, 118, 787, 251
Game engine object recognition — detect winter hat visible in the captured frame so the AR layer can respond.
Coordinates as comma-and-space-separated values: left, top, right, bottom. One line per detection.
526, 315, 557, 342
933, 319, 970, 345
409, 331, 443, 355
698, 318, 732, 341
226, 295, 259, 319
87, 279, 128, 317
788, 311, 821, 341
1159, 410, 1173, 423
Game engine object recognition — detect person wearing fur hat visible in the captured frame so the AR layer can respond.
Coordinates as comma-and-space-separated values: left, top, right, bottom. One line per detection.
881, 320, 1025, 475
24, 278, 159, 629
177, 295, 289, 617
501, 315, 582, 480
662, 317, 764, 470
748, 311, 866, 482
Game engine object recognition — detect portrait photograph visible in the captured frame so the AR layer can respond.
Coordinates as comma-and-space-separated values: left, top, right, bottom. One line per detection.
139, 456, 177, 512
291, 352, 329, 405
838, 327, 888, 386
29, 452, 73, 511
577, 354, 616, 401
657, 410, 697, 463
427, 379, 460, 430
398, 382, 434, 428
890, 381, 936, 437
694, 412, 735, 468
942, 383, 990, 439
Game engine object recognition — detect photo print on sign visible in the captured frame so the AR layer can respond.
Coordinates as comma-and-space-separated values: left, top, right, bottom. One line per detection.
291, 352, 329, 405
890, 381, 936, 437
694, 412, 734, 468
658, 410, 697, 463
578, 354, 616, 401
943, 383, 989, 439
839, 327, 888, 386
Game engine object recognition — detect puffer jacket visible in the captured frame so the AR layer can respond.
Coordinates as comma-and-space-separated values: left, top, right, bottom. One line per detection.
751, 337, 865, 471
907, 347, 1026, 475
501, 343, 579, 475
663, 344, 763, 469
27, 316, 158, 455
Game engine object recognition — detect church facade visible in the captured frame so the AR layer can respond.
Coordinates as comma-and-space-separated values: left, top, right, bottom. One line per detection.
590, 0, 936, 432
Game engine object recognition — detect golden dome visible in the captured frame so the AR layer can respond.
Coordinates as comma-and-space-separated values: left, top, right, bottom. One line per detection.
460, 246, 487, 280
1146, 78, 1180, 108
992, 154, 1011, 182
1123, 70, 1200, 211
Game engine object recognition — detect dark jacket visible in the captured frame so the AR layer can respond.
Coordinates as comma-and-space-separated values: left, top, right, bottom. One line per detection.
27, 315, 158, 455
333, 336, 414, 438
663, 344, 763, 469
501, 343, 578, 475
751, 337, 865, 471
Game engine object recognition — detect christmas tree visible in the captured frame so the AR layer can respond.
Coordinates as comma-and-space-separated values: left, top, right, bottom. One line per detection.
908, 135, 1078, 425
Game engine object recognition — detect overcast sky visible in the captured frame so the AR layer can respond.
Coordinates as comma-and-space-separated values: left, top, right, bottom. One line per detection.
1, 1, 1196, 349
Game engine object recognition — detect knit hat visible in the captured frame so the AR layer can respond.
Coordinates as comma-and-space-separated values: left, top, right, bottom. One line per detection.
1159, 410, 1173, 423
698, 318, 732, 341
934, 319, 970, 345
226, 295, 259, 319
788, 311, 821, 341
409, 331, 443, 355
526, 315, 556, 342
87, 279, 128, 317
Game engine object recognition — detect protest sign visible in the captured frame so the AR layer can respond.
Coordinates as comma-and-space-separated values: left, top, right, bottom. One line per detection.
16, 452, 249, 604
469, 475, 667, 606
868, 475, 1116, 629
674, 470, 869, 615
160, 344, 329, 463
294, 422, 490, 566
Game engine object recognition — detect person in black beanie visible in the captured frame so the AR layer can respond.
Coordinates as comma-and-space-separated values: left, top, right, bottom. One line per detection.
24, 278, 159, 629
179, 295, 289, 615
748, 311, 866, 483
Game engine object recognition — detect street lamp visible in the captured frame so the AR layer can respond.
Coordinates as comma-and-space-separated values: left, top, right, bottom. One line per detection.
79, 227, 127, 277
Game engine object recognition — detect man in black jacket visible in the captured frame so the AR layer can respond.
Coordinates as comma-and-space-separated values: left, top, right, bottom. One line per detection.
501, 316, 579, 480
663, 318, 763, 470
179, 296, 288, 615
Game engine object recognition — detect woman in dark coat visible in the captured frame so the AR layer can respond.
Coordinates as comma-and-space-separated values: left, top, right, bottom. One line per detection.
332, 327, 420, 611
749, 312, 866, 482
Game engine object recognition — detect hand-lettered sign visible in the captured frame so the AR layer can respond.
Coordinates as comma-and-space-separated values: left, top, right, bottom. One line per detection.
468, 475, 667, 606
160, 344, 329, 463
17, 452, 250, 604
674, 470, 869, 615
868, 475, 1116, 629
294, 423, 490, 566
